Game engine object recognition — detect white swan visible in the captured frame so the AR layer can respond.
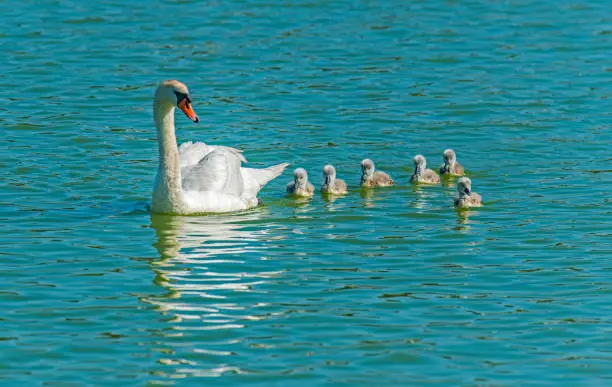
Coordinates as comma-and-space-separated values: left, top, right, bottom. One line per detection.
151, 80, 289, 214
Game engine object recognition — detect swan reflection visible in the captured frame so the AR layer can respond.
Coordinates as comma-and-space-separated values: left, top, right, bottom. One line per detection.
410, 184, 438, 210
147, 209, 281, 327
146, 210, 286, 378
152, 211, 269, 263
455, 207, 481, 233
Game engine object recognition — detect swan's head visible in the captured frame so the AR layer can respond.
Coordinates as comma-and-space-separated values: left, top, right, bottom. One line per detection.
155, 80, 199, 123
323, 164, 336, 185
457, 177, 472, 195
361, 159, 374, 176
443, 149, 456, 164
414, 154, 427, 169
294, 168, 308, 187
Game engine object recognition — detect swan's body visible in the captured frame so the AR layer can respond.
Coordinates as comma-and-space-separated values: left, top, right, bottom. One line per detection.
410, 155, 440, 185
286, 168, 315, 197
454, 177, 482, 208
360, 159, 394, 188
321, 165, 348, 195
151, 80, 288, 214
439, 149, 465, 176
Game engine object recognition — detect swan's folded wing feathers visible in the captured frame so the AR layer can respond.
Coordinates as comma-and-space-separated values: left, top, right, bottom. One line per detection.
373, 171, 394, 185
455, 163, 465, 175
306, 182, 315, 194
335, 179, 348, 193
424, 169, 440, 183
214, 145, 247, 163
179, 141, 211, 168
179, 141, 246, 168
181, 148, 244, 195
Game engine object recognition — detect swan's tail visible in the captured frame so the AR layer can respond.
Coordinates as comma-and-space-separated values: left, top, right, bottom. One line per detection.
248, 162, 290, 187
241, 162, 290, 196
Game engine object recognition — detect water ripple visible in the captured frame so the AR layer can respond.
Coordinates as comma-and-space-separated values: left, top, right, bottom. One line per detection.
3, 0, 612, 385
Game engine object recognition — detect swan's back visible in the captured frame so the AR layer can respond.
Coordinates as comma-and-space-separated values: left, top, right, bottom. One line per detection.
181, 148, 244, 195
179, 140, 288, 200
372, 171, 394, 187
179, 141, 246, 168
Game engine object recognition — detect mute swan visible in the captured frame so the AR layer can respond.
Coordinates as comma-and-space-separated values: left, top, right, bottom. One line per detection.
410, 155, 440, 184
439, 149, 465, 176
286, 168, 315, 197
454, 177, 482, 208
151, 80, 289, 214
360, 159, 394, 188
321, 165, 348, 195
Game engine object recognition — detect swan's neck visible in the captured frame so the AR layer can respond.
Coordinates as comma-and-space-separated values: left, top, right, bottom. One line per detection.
153, 102, 183, 212
361, 170, 372, 184
414, 165, 423, 176
442, 160, 451, 172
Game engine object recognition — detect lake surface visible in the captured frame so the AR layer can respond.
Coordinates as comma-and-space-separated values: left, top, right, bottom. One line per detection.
2, 0, 612, 385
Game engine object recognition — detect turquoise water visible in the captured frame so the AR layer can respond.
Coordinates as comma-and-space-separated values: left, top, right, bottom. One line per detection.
2, 0, 612, 385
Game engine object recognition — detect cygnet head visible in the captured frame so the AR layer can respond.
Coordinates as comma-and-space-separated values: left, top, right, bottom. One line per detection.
414, 154, 427, 169
323, 164, 336, 185
361, 159, 375, 176
294, 168, 309, 187
443, 149, 456, 164
323, 164, 336, 178
155, 80, 199, 123
457, 177, 472, 195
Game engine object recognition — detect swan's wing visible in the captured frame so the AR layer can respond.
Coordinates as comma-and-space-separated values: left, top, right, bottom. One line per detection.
424, 169, 440, 183
213, 145, 247, 163
241, 162, 290, 197
306, 182, 315, 195
374, 171, 394, 185
454, 163, 465, 175
181, 148, 244, 195
179, 141, 246, 169
178, 141, 211, 168
334, 179, 348, 193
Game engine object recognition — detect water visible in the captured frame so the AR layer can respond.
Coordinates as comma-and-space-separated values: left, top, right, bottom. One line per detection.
2, 0, 612, 385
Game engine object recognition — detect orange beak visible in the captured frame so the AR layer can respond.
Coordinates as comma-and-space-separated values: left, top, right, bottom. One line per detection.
178, 99, 199, 123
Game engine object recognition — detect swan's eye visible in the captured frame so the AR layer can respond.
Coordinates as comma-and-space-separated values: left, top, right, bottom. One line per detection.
174, 91, 189, 106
